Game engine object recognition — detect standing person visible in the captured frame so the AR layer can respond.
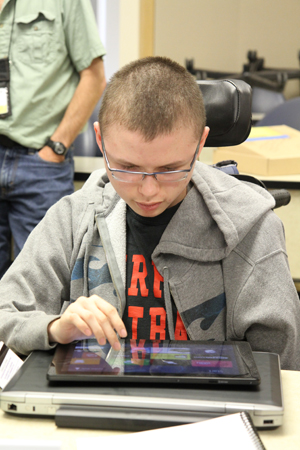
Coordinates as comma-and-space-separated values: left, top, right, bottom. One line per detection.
0, 0, 106, 277
0, 57, 299, 370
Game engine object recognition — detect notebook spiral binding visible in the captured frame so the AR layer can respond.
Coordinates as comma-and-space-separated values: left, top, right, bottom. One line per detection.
240, 411, 267, 450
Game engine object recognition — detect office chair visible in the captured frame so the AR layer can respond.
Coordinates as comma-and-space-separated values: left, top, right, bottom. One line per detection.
197, 78, 290, 209
186, 50, 300, 121
251, 87, 286, 118
199, 79, 252, 148
255, 96, 300, 131
186, 50, 300, 93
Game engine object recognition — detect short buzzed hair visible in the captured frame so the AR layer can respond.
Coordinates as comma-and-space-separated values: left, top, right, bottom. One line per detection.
99, 56, 206, 141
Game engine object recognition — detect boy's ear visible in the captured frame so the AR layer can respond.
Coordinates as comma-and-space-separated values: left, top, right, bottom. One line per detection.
93, 121, 102, 151
198, 126, 210, 154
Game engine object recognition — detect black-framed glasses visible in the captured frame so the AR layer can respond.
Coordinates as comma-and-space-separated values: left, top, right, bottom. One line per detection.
100, 130, 200, 183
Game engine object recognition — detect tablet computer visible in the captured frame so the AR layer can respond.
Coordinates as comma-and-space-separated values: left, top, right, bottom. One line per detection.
47, 339, 261, 386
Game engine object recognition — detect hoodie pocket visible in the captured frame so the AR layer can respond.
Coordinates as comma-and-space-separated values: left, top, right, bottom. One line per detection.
15, 8, 60, 65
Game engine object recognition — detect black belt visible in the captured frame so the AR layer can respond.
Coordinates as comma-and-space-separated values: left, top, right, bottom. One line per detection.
0, 134, 23, 148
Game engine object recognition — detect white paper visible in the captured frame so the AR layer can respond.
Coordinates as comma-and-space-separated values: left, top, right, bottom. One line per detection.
0, 342, 23, 389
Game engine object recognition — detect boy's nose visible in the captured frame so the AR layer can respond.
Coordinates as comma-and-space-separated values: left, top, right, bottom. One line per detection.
138, 173, 160, 197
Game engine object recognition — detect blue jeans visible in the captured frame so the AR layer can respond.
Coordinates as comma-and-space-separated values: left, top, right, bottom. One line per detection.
0, 144, 74, 277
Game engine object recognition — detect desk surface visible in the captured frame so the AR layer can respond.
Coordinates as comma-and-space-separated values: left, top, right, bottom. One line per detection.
0, 370, 299, 450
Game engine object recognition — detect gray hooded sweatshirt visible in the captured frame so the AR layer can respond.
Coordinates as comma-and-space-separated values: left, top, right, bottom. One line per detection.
0, 162, 299, 369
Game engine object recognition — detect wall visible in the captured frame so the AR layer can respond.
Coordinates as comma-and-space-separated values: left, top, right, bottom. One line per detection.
120, 0, 140, 68
96, 0, 141, 80
154, 0, 300, 98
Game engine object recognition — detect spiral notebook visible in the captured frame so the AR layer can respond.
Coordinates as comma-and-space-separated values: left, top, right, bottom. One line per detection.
77, 411, 266, 450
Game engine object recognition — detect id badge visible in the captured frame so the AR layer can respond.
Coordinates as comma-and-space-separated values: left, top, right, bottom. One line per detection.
0, 58, 12, 118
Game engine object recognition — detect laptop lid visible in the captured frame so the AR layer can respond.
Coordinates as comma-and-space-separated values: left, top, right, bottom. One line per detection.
0, 350, 283, 430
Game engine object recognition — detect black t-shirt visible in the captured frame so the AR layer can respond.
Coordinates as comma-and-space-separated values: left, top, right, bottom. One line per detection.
124, 204, 188, 341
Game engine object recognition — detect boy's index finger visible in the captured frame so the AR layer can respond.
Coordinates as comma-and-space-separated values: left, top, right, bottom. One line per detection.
91, 295, 127, 337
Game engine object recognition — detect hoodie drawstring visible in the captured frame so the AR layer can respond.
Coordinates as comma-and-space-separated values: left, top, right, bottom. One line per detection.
82, 213, 97, 297
163, 266, 175, 340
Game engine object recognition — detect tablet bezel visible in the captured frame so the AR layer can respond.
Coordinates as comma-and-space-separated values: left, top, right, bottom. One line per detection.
47, 339, 261, 386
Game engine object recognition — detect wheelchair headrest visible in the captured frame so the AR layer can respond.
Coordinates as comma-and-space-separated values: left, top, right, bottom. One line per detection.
198, 79, 252, 147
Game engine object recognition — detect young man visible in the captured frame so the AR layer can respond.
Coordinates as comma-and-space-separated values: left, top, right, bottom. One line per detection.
0, 57, 299, 370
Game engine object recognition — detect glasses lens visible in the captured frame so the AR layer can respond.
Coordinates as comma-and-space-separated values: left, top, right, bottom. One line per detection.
156, 172, 188, 182
111, 172, 143, 183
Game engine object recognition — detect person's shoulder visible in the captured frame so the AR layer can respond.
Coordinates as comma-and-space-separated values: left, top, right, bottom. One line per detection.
237, 208, 285, 260
194, 162, 275, 205
193, 162, 242, 189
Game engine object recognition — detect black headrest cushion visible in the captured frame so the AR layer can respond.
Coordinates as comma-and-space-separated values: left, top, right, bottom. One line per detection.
198, 79, 252, 147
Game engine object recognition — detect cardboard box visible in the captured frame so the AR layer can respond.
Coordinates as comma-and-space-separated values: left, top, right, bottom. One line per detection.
212, 125, 300, 176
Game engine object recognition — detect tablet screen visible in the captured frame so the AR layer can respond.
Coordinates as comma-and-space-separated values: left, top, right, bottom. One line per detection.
47, 339, 260, 386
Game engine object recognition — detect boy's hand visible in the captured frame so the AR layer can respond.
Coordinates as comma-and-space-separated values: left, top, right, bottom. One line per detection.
47, 295, 127, 351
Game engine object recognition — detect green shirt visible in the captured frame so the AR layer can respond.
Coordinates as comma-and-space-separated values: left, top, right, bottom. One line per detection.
0, 0, 106, 148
